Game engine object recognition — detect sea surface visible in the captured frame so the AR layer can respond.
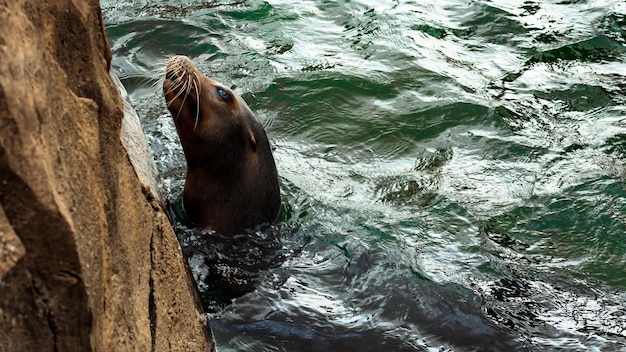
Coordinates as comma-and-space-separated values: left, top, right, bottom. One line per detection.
101, 0, 626, 351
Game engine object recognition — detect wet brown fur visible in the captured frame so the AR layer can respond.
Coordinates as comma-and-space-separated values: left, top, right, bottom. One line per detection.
163, 55, 280, 235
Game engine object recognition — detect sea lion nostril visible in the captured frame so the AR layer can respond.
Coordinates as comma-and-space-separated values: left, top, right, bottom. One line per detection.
165, 70, 178, 82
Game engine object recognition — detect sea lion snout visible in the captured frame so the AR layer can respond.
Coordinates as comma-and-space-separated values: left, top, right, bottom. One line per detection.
164, 69, 179, 84
164, 56, 199, 96
165, 55, 195, 77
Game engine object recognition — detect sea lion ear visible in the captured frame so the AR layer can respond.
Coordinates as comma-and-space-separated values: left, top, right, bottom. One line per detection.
250, 134, 257, 152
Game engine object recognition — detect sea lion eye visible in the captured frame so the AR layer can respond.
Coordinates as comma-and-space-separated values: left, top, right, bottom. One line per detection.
217, 87, 231, 101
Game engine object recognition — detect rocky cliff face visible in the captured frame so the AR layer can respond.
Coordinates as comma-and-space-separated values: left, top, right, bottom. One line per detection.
0, 1, 213, 351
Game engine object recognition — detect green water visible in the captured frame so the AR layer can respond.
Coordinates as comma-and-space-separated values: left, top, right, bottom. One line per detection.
102, 0, 626, 350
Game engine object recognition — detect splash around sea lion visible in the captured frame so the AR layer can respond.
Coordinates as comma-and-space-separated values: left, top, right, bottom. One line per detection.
163, 55, 280, 236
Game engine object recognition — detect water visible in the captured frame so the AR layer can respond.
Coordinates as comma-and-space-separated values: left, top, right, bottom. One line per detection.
101, 0, 626, 350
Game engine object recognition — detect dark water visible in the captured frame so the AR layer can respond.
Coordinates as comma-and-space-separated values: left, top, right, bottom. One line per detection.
102, 0, 626, 350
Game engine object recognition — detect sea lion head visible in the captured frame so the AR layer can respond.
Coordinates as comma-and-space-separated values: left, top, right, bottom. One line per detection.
163, 55, 280, 235
163, 55, 258, 167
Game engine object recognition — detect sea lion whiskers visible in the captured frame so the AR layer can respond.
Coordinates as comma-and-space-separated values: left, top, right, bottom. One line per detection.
165, 67, 197, 122
173, 81, 191, 121
192, 71, 202, 95
191, 78, 201, 130
163, 76, 184, 97
163, 64, 186, 96
167, 74, 191, 120
165, 79, 188, 116
140, 56, 175, 95
170, 67, 202, 128
191, 71, 202, 130
149, 76, 167, 96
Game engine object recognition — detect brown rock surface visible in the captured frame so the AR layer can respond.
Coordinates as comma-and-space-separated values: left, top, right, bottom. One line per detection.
0, 1, 214, 351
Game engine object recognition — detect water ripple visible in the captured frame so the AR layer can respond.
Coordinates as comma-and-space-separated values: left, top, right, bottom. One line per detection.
103, 0, 626, 350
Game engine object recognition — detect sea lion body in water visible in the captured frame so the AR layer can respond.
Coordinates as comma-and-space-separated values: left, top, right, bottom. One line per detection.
163, 55, 280, 235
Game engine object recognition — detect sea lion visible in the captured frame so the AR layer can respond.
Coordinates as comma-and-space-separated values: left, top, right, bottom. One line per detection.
163, 55, 280, 235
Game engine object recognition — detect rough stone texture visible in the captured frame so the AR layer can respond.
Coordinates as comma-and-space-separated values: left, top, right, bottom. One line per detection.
114, 71, 164, 204
0, 1, 214, 351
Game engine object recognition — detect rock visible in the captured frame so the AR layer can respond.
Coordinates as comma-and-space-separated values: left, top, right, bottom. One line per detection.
0, 1, 214, 351
114, 70, 164, 204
